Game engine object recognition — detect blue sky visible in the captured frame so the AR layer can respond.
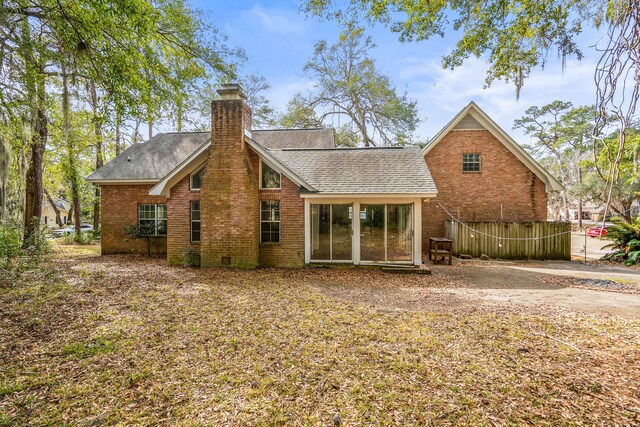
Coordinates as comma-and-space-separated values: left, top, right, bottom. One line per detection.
193, 0, 604, 142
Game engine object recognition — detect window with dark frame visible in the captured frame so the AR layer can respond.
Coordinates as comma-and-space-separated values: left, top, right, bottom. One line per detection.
191, 201, 201, 242
138, 204, 167, 235
190, 168, 204, 190
462, 153, 481, 172
260, 161, 281, 189
260, 200, 280, 243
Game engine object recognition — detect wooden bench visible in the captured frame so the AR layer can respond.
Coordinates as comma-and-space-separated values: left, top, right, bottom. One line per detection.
428, 237, 452, 265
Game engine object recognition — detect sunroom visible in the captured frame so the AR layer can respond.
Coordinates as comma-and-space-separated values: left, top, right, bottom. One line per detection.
260, 144, 438, 266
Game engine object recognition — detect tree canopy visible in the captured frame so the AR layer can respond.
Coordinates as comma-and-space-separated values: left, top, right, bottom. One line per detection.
284, 28, 419, 147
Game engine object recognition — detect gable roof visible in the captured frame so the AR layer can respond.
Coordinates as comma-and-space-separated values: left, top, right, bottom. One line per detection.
269, 146, 437, 195
87, 128, 335, 183
86, 132, 210, 183
422, 102, 564, 192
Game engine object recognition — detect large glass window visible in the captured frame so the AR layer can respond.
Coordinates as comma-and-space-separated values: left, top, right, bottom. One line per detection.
360, 204, 413, 262
191, 201, 200, 242
260, 200, 280, 243
261, 161, 281, 189
462, 153, 481, 172
311, 204, 353, 261
139, 204, 167, 235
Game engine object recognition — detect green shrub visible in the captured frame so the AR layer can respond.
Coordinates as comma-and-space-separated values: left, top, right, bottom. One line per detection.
0, 223, 22, 269
183, 248, 200, 267
602, 219, 640, 265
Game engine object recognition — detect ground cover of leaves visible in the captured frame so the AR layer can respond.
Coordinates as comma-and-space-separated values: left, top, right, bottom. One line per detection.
1, 247, 639, 426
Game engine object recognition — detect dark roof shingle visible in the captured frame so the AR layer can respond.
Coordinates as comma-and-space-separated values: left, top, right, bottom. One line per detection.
270, 146, 437, 194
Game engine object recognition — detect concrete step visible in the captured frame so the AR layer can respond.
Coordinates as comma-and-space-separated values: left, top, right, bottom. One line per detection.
381, 264, 431, 275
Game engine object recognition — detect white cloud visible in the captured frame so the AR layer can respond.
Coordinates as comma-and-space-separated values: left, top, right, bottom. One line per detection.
266, 77, 316, 112
245, 4, 305, 35
399, 56, 597, 140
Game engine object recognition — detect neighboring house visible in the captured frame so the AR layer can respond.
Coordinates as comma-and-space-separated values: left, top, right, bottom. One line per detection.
87, 84, 562, 268
41, 198, 70, 228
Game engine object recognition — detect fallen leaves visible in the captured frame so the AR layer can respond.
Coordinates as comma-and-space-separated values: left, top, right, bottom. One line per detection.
0, 248, 638, 425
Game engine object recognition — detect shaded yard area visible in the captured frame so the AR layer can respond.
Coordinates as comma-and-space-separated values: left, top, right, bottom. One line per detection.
1, 246, 639, 425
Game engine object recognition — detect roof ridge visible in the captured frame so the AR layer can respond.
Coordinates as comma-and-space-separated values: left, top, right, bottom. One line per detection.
253, 127, 328, 132
279, 146, 408, 151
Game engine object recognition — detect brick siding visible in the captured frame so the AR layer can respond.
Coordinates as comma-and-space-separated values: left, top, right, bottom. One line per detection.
200, 98, 260, 268
167, 174, 202, 265
258, 175, 305, 268
423, 129, 548, 249
100, 184, 168, 255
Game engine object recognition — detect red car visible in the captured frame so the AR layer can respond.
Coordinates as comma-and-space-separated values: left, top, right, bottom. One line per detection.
586, 226, 608, 238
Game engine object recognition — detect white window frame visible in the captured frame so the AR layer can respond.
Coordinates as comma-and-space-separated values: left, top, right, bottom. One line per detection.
190, 166, 205, 191
260, 200, 280, 243
190, 201, 201, 243
259, 160, 281, 190
138, 204, 167, 236
462, 153, 481, 172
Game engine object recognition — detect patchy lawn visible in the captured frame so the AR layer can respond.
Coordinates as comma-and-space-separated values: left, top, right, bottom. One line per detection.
1, 248, 639, 426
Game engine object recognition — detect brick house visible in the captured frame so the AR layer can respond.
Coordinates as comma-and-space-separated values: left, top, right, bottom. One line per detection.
87, 84, 562, 268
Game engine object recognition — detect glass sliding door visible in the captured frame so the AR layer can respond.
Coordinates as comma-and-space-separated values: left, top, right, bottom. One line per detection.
331, 204, 352, 260
387, 204, 413, 261
311, 204, 353, 261
311, 204, 331, 260
360, 203, 413, 263
360, 204, 386, 261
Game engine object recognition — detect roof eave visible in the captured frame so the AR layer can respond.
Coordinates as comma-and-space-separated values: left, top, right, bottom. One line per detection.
244, 136, 317, 191
149, 140, 211, 196
422, 101, 564, 193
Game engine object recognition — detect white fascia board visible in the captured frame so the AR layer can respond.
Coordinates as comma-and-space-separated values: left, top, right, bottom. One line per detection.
301, 192, 437, 199
421, 102, 564, 193
149, 140, 211, 196
244, 136, 316, 191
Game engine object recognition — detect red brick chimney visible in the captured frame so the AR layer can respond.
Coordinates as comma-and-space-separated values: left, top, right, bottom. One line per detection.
200, 84, 259, 268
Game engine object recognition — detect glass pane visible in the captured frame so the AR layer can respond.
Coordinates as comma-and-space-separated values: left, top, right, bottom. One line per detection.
261, 162, 281, 189
311, 204, 330, 260
139, 204, 154, 219
139, 220, 155, 234
191, 202, 200, 221
387, 204, 413, 261
331, 204, 352, 260
191, 221, 200, 242
191, 169, 203, 189
157, 220, 167, 235
156, 204, 167, 219
360, 204, 385, 261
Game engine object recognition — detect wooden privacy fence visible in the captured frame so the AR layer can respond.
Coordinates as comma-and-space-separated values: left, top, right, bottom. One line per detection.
444, 220, 571, 260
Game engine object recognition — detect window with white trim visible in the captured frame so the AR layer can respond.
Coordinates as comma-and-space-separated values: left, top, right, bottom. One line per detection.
462, 153, 481, 172
190, 167, 204, 190
260, 200, 280, 243
260, 161, 281, 189
191, 201, 201, 242
139, 204, 167, 235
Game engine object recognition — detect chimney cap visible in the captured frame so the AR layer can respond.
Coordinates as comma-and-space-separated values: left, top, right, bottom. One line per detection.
217, 83, 246, 101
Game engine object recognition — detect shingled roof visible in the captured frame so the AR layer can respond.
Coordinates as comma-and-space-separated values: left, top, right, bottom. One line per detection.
86, 132, 210, 182
87, 128, 335, 182
269, 146, 436, 194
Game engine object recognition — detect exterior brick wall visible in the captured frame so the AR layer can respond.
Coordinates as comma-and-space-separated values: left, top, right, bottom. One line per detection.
423, 129, 548, 250
258, 175, 305, 268
167, 174, 202, 265
100, 184, 168, 255
200, 97, 260, 268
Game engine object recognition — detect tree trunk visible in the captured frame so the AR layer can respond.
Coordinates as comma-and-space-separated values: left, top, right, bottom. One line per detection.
44, 188, 63, 227
62, 70, 81, 239
23, 73, 47, 242
0, 135, 9, 222
89, 81, 103, 230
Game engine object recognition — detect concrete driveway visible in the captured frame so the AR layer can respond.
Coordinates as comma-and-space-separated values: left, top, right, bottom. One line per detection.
571, 232, 612, 260
432, 261, 640, 317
